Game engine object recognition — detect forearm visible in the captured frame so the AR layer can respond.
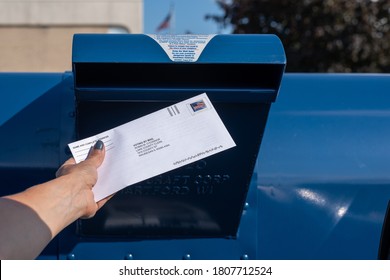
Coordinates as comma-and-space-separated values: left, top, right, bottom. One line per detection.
0, 141, 106, 259
4, 175, 87, 238
0, 197, 52, 259
0, 175, 88, 259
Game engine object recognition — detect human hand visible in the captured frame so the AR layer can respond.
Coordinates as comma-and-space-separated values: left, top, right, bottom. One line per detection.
55, 140, 111, 218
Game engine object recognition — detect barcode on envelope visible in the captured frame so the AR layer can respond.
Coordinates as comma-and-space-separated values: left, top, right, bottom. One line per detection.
167, 105, 180, 117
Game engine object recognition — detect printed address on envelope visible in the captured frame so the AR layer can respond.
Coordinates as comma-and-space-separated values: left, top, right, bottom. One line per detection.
68, 93, 236, 201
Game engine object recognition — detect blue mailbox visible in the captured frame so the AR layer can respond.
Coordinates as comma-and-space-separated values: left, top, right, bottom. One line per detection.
72, 34, 286, 238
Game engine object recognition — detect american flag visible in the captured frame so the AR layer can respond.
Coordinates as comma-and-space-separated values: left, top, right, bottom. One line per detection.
156, 10, 172, 32
190, 100, 207, 112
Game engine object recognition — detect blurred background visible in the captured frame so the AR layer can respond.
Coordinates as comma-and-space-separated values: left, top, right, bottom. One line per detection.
0, 0, 389, 72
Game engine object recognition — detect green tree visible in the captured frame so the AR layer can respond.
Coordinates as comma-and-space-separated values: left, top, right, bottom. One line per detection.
207, 0, 390, 72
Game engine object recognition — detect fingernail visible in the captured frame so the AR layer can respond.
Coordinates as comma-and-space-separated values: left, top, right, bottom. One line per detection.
94, 140, 104, 150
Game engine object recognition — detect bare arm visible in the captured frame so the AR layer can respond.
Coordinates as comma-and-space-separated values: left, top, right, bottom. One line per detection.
0, 140, 109, 259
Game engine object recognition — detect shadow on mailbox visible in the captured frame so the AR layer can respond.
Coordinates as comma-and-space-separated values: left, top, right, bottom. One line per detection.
72, 34, 286, 238
379, 201, 390, 259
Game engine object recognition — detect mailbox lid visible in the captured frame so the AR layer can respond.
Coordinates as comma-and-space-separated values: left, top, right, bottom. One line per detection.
72, 34, 286, 103
72, 34, 285, 64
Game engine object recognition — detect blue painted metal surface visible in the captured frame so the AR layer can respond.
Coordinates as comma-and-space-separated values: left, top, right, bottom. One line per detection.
257, 74, 390, 259
0, 73, 71, 196
1, 72, 389, 259
72, 34, 285, 64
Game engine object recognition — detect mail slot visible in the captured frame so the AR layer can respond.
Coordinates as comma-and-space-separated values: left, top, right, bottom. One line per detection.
73, 34, 286, 238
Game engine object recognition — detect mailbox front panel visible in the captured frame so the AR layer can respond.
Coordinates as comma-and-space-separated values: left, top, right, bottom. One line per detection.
76, 99, 270, 238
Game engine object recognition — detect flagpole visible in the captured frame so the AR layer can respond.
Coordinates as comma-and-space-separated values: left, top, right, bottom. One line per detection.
170, 3, 175, 34
155, 3, 174, 34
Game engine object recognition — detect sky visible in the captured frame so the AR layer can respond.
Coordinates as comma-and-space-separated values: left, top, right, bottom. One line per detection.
144, 0, 231, 34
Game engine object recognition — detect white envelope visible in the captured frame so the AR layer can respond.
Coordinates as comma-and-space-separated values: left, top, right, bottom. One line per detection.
68, 93, 236, 201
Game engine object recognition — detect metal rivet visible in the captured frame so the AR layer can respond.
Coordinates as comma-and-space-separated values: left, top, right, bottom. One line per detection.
66, 253, 75, 260
240, 254, 249, 260
183, 254, 191, 260
125, 254, 133, 260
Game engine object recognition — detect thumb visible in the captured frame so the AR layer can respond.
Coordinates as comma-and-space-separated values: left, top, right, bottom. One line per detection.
85, 140, 105, 168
